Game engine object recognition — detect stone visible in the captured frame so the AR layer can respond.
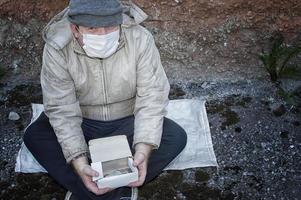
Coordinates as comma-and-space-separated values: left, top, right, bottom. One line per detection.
201, 81, 208, 89
8, 111, 20, 121
272, 104, 286, 117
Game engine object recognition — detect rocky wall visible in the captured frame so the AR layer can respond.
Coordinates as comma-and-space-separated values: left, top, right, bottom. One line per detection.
0, 0, 300, 83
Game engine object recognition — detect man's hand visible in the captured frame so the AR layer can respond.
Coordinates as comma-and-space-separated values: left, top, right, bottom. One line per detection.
128, 143, 153, 187
71, 155, 112, 195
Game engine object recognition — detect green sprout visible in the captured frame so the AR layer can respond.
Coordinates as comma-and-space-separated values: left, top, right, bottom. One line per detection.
277, 86, 301, 107
0, 67, 6, 79
259, 33, 301, 82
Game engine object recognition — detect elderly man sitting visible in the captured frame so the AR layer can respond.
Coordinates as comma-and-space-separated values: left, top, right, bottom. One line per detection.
23, 0, 187, 199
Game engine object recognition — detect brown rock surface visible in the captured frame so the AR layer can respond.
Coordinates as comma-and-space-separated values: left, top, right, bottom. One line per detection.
0, 0, 300, 81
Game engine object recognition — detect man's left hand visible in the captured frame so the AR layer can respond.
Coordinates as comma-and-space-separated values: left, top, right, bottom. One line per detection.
128, 143, 153, 187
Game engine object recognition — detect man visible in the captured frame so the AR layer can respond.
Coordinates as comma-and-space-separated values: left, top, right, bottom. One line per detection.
23, 0, 187, 199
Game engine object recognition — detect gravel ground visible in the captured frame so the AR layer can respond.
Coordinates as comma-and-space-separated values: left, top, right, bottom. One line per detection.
0, 78, 300, 200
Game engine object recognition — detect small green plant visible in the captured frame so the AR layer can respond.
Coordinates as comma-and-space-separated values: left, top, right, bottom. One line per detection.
277, 86, 301, 107
259, 33, 301, 82
0, 67, 6, 79
275, 79, 301, 108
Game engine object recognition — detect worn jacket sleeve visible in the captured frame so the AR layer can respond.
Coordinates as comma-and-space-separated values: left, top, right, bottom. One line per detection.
133, 33, 171, 149
40, 44, 88, 163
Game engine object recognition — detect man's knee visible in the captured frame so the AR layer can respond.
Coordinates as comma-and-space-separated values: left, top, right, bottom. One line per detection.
163, 117, 187, 153
23, 126, 35, 150
174, 125, 187, 153
23, 113, 53, 150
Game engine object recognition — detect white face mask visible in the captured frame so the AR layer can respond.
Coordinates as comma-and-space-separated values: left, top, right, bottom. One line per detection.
80, 28, 120, 59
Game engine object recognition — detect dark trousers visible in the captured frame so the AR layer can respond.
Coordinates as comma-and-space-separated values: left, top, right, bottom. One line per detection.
23, 112, 187, 200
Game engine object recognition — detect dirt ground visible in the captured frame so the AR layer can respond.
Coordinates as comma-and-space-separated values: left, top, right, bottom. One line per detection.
0, 0, 300, 82
0, 0, 301, 199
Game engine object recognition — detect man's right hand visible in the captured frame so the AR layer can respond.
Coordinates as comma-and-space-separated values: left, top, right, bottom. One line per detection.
71, 155, 112, 195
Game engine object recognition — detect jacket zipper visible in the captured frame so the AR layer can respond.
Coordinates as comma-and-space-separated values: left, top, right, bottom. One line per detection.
100, 59, 109, 120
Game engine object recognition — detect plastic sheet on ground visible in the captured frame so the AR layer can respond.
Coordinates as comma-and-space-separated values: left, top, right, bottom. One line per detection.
15, 99, 218, 173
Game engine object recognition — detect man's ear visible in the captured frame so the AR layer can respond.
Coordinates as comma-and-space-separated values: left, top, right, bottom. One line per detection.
70, 24, 80, 38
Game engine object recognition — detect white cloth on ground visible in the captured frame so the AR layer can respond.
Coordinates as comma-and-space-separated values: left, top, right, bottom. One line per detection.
15, 99, 218, 173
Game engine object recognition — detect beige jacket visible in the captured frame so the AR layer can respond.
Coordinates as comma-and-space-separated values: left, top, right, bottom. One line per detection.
40, 2, 170, 163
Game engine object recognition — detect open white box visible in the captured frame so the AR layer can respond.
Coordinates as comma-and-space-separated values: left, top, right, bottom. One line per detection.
89, 135, 138, 189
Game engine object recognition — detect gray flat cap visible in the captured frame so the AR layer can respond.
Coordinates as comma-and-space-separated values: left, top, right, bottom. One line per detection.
67, 0, 123, 27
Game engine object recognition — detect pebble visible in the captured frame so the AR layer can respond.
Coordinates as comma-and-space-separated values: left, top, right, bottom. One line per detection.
201, 81, 208, 89
261, 142, 268, 148
243, 172, 254, 176
8, 111, 20, 121
272, 104, 286, 117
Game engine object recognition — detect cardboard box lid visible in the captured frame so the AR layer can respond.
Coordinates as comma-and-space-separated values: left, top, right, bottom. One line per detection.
89, 135, 132, 163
